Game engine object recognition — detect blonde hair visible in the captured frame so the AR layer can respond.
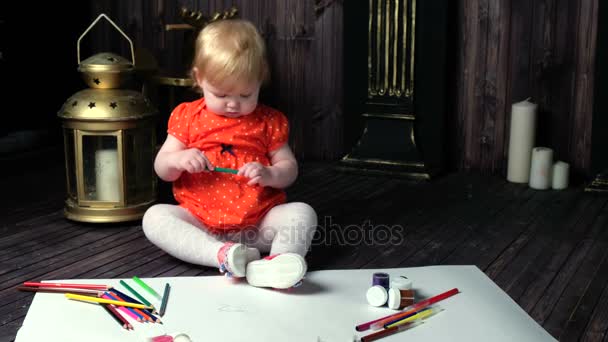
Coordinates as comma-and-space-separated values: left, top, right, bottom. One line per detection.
191, 19, 269, 91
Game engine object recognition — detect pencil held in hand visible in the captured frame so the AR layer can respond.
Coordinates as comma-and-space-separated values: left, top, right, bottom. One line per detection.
214, 167, 238, 174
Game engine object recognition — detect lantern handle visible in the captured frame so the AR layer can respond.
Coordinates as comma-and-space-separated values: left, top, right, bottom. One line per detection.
77, 13, 136, 66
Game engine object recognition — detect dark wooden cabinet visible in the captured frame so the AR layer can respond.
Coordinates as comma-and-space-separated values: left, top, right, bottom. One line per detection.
340, 0, 448, 178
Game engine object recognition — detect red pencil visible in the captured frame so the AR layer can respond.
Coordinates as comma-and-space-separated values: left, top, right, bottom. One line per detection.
356, 288, 459, 331
24, 282, 110, 290
17, 286, 103, 295
103, 304, 133, 330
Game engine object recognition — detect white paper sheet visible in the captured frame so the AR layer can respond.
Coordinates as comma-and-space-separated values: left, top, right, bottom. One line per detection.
15, 266, 556, 342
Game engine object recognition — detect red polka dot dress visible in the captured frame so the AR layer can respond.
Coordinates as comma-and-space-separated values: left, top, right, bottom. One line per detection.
167, 98, 288, 233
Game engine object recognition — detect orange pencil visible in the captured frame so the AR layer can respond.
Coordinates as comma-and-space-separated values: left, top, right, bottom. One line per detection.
104, 291, 154, 322
101, 293, 143, 322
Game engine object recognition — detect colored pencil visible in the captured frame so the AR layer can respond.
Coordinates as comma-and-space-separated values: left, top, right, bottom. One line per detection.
103, 297, 140, 323
356, 287, 459, 331
159, 283, 170, 316
369, 288, 458, 330
103, 292, 145, 322
214, 167, 238, 174
384, 306, 443, 328
106, 291, 156, 323
132, 276, 161, 300
119, 280, 154, 309
17, 286, 102, 295
109, 288, 161, 323
65, 293, 153, 309
360, 321, 423, 342
103, 304, 133, 330
24, 282, 109, 290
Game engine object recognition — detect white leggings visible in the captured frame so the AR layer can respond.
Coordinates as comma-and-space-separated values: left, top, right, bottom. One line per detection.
142, 202, 317, 268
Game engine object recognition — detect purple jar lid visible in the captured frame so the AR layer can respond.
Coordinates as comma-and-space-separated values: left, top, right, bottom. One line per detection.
372, 272, 390, 289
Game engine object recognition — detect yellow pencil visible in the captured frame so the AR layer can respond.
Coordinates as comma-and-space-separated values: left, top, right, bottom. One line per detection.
385, 307, 444, 329
65, 293, 153, 309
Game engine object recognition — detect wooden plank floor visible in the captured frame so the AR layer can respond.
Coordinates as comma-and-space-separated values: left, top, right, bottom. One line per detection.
1, 160, 607, 341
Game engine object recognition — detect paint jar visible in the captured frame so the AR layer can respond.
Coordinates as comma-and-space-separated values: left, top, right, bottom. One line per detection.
372, 272, 390, 290
173, 334, 192, 342
366, 285, 388, 307
149, 333, 192, 342
387, 288, 415, 310
390, 277, 412, 290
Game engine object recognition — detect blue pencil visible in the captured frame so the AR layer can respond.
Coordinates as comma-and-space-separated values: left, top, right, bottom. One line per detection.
104, 292, 144, 322
109, 288, 161, 323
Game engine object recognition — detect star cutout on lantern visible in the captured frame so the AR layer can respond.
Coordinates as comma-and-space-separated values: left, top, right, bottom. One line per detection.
71, 101, 78, 107
88, 102, 96, 108
107, 57, 116, 62
109, 102, 117, 109
93, 78, 101, 85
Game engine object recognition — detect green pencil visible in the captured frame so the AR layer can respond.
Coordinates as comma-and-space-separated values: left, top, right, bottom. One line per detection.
214, 167, 238, 174
132, 276, 162, 300
120, 279, 154, 309
159, 283, 171, 317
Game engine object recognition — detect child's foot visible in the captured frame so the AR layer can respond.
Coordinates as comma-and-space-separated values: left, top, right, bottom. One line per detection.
245, 253, 307, 289
217, 242, 248, 277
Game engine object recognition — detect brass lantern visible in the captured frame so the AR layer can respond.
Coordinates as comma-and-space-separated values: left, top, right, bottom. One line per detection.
57, 14, 158, 223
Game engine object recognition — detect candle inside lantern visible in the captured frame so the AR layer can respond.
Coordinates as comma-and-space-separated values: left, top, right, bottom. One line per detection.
507, 99, 537, 183
95, 149, 120, 201
529, 147, 553, 190
552, 161, 570, 190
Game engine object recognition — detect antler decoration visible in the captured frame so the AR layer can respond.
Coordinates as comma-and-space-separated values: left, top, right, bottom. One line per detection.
179, 6, 239, 30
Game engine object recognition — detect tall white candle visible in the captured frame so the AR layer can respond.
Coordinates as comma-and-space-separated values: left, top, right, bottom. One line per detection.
529, 147, 553, 190
95, 149, 120, 201
552, 161, 570, 190
507, 99, 537, 183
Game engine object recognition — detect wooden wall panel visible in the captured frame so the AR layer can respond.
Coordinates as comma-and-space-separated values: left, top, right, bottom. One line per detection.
453, 0, 598, 177
571, 0, 598, 175
85, 0, 342, 160
80, 0, 599, 175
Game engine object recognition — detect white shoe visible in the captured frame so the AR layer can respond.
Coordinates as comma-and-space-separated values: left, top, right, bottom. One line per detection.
217, 243, 248, 277
246, 253, 307, 289
246, 247, 261, 263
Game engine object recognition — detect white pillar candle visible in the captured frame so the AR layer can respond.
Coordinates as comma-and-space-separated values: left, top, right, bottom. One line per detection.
552, 161, 570, 190
529, 147, 553, 190
95, 149, 120, 201
507, 99, 537, 183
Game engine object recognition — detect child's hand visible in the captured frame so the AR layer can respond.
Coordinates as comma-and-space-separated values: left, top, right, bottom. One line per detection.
172, 148, 214, 173
238, 162, 273, 186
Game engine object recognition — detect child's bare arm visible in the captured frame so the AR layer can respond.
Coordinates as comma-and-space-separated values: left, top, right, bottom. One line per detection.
267, 144, 298, 188
155, 135, 214, 182
238, 144, 298, 189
